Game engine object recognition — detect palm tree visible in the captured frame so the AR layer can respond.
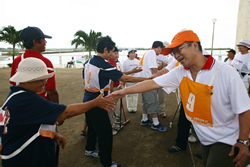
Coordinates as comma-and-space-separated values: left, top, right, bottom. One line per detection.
71, 30, 102, 58
0, 25, 22, 62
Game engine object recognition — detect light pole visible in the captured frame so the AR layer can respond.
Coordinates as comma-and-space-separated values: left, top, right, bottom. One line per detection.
211, 18, 217, 56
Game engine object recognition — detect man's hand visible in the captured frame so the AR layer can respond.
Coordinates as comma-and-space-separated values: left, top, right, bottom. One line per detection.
95, 91, 115, 111
105, 89, 126, 101
57, 121, 64, 126
229, 143, 250, 167
54, 133, 66, 149
131, 67, 142, 73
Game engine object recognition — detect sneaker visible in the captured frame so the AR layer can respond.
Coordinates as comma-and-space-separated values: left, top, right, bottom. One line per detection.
140, 120, 153, 126
168, 145, 184, 153
128, 110, 133, 113
115, 118, 121, 124
151, 123, 167, 132
85, 150, 99, 157
112, 128, 118, 135
114, 113, 121, 119
111, 162, 121, 167
113, 124, 122, 131
188, 134, 198, 142
101, 162, 121, 167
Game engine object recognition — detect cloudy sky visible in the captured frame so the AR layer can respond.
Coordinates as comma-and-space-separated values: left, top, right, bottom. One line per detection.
1, 0, 239, 49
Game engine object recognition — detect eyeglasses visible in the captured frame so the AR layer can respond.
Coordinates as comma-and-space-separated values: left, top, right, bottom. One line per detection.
41, 79, 48, 84
172, 43, 189, 56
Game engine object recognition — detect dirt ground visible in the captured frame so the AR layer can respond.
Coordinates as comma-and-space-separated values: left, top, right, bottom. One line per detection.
0, 67, 249, 167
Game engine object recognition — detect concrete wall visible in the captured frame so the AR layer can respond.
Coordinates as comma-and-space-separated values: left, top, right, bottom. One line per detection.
235, 0, 250, 51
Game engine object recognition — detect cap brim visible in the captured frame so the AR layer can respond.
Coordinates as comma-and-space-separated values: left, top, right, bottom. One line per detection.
44, 34, 52, 39
162, 41, 185, 55
128, 50, 137, 53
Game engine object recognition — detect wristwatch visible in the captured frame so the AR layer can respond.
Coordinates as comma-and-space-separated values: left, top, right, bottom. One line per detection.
237, 139, 249, 147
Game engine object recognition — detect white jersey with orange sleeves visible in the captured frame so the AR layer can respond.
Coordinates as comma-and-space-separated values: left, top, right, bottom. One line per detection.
139, 50, 158, 77
84, 60, 112, 92
153, 59, 250, 146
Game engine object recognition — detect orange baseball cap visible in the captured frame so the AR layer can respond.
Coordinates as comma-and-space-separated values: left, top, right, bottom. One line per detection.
162, 30, 200, 55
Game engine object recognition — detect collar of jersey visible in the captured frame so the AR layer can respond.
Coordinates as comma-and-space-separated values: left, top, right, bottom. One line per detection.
108, 58, 116, 65
184, 55, 214, 70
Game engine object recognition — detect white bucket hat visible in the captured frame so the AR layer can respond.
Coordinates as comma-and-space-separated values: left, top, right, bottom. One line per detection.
236, 39, 250, 48
10, 58, 55, 83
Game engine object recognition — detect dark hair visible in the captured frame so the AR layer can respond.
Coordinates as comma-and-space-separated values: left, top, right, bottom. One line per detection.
114, 47, 118, 52
97, 36, 116, 53
186, 41, 202, 52
23, 38, 41, 49
152, 41, 164, 48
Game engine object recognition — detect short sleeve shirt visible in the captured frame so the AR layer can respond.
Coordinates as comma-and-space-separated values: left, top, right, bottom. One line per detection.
166, 58, 179, 71
154, 56, 250, 146
122, 58, 141, 77
1, 86, 66, 167
140, 50, 158, 77
231, 52, 250, 81
156, 54, 168, 72
10, 50, 56, 100
83, 55, 123, 102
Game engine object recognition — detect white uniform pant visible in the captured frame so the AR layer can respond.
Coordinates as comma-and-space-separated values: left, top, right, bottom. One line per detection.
157, 88, 165, 115
125, 82, 138, 111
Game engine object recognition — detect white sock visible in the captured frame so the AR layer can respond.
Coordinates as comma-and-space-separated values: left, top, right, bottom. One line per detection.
152, 117, 159, 126
142, 114, 148, 121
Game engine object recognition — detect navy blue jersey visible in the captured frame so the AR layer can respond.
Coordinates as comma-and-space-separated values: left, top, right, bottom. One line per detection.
1, 86, 66, 167
83, 55, 123, 102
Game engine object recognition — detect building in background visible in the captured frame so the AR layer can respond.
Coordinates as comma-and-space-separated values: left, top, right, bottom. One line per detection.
235, 0, 250, 52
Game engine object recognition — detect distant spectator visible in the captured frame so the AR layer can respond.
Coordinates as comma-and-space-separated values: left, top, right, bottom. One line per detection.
225, 49, 235, 65
66, 57, 75, 68
232, 39, 250, 92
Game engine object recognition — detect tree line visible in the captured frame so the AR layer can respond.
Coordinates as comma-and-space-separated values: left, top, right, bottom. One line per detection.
0, 25, 102, 62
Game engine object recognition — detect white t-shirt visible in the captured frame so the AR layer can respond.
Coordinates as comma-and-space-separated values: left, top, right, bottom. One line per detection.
156, 54, 168, 72
122, 58, 141, 77
231, 52, 250, 81
167, 56, 174, 64
225, 58, 234, 65
140, 50, 158, 77
166, 58, 179, 71
154, 59, 250, 146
